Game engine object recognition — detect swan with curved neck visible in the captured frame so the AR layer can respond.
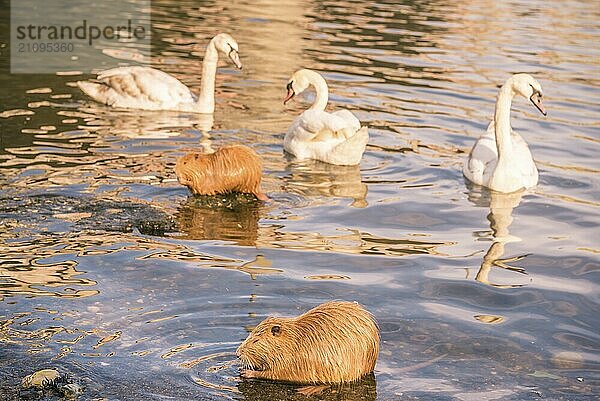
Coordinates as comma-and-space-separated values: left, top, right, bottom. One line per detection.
283, 69, 368, 166
463, 73, 546, 193
77, 33, 242, 113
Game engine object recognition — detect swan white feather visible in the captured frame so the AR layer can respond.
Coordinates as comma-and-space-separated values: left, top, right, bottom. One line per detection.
283, 69, 368, 166
463, 73, 546, 193
77, 33, 242, 113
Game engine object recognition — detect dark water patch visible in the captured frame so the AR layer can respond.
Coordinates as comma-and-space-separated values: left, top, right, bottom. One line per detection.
0, 193, 176, 236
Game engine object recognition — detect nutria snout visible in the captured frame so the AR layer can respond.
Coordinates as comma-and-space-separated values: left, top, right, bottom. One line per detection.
174, 145, 267, 200
236, 301, 379, 384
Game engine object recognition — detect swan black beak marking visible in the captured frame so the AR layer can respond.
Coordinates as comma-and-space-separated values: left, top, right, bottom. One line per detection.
228, 46, 242, 69
283, 81, 294, 105
530, 91, 546, 116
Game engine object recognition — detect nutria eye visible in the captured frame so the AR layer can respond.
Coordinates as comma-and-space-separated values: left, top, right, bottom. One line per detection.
271, 325, 281, 336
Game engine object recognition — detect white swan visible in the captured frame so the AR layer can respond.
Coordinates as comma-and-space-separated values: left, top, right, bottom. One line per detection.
283, 69, 368, 166
463, 73, 546, 193
77, 33, 242, 113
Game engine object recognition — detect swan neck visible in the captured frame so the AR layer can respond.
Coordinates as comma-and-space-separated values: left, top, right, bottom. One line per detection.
494, 83, 515, 158
308, 73, 329, 111
196, 40, 219, 113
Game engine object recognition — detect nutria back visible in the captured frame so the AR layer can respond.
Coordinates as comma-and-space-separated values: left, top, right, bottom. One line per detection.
236, 301, 379, 384
175, 145, 266, 200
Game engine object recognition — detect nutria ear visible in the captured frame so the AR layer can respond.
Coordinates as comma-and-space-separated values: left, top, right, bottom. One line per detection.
271, 325, 281, 336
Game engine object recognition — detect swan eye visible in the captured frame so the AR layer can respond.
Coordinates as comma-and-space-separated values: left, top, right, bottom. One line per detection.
286, 81, 293, 91
528, 83, 541, 96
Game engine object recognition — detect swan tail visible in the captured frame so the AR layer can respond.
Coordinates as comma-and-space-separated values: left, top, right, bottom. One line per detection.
77, 81, 115, 105
327, 126, 369, 165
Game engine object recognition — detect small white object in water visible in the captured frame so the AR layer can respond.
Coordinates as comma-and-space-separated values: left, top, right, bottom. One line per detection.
21, 369, 60, 388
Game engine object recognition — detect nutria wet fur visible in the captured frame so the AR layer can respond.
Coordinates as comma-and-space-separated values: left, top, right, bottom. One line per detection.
236, 301, 379, 384
175, 145, 267, 200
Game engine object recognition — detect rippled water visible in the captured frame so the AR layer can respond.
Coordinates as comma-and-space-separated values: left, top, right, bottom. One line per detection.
1, 0, 599, 400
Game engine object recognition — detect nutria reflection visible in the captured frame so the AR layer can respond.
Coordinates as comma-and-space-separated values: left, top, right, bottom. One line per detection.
284, 159, 368, 207
238, 373, 376, 401
176, 194, 261, 246
467, 186, 529, 287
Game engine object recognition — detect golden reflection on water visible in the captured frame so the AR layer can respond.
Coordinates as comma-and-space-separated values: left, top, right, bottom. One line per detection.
1, 227, 291, 304
178, 352, 241, 395
361, 232, 454, 257
0, 230, 99, 300
161, 343, 194, 359
192, 376, 239, 395
306, 274, 351, 280
92, 331, 122, 349
172, 191, 455, 256
1, 312, 104, 357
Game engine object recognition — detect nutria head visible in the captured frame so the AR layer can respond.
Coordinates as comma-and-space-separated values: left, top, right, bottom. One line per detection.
175, 153, 203, 188
236, 316, 292, 372
236, 301, 379, 384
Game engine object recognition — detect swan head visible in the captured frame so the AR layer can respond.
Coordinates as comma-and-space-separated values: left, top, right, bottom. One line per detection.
511, 74, 546, 116
212, 33, 242, 69
283, 69, 319, 105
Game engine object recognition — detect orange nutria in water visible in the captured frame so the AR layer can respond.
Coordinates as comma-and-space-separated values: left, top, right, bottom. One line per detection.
236, 301, 379, 384
175, 145, 267, 200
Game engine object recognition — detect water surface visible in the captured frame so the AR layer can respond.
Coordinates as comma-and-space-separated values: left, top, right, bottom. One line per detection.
1, 0, 599, 400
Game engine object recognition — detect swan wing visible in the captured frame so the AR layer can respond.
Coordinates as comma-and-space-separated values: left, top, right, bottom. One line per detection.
287, 110, 344, 142
331, 109, 361, 132
463, 122, 498, 186
510, 131, 538, 187
284, 109, 368, 165
464, 122, 538, 189
79, 66, 195, 109
291, 109, 361, 140
324, 126, 369, 165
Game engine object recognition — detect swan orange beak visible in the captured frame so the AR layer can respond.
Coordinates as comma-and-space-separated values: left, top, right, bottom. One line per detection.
530, 92, 546, 116
283, 89, 295, 105
283, 81, 295, 105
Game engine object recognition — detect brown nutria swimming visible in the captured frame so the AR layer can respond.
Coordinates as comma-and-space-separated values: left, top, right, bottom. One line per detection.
175, 145, 268, 200
236, 301, 379, 384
